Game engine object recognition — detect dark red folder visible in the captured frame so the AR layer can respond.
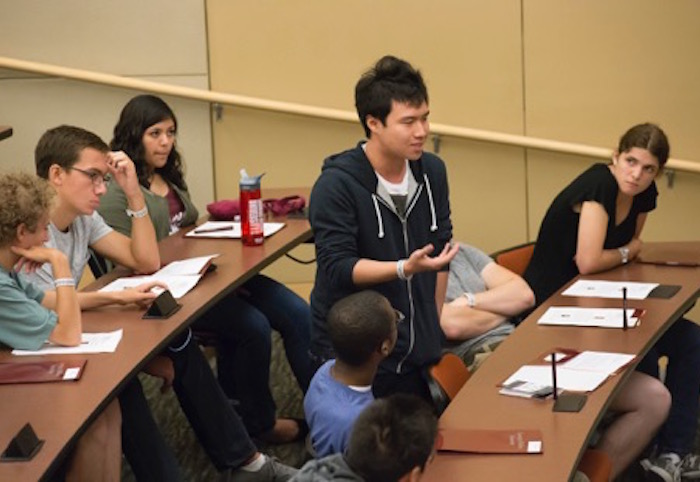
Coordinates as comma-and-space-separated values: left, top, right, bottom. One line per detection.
436, 428, 543, 454
0, 359, 87, 384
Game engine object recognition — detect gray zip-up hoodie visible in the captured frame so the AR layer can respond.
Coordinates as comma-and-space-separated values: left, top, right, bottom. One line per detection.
309, 141, 453, 375
291, 454, 363, 482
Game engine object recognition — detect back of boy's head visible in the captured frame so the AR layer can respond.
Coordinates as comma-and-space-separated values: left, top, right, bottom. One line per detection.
355, 55, 429, 138
327, 290, 395, 366
35, 125, 109, 179
345, 394, 438, 482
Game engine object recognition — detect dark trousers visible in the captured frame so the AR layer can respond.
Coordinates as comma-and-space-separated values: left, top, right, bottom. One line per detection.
373, 368, 434, 406
195, 274, 312, 436
120, 329, 257, 480
636, 317, 700, 456
119, 378, 182, 482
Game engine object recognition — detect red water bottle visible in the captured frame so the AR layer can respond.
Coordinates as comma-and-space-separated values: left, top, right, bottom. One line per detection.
239, 169, 265, 246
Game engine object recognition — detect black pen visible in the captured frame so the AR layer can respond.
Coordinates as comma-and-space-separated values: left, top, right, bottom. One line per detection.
193, 225, 234, 234
551, 352, 558, 400
622, 287, 628, 330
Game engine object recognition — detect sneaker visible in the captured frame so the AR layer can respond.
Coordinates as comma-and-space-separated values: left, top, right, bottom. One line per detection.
681, 454, 700, 480
224, 455, 298, 482
572, 470, 591, 482
641, 452, 682, 482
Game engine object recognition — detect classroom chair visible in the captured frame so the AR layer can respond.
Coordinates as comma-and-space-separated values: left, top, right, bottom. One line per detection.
490, 241, 535, 277
425, 352, 471, 415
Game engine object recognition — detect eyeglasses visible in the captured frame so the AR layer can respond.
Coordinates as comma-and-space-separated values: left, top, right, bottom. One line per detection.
71, 167, 111, 187
394, 309, 405, 324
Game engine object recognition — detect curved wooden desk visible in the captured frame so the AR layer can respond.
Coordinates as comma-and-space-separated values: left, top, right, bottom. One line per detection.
423, 241, 700, 482
0, 209, 312, 481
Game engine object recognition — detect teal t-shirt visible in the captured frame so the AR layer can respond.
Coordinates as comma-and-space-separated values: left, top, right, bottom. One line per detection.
0, 266, 56, 350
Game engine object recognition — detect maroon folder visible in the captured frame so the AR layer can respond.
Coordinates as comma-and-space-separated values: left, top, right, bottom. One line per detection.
0, 359, 87, 384
436, 428, 543, 454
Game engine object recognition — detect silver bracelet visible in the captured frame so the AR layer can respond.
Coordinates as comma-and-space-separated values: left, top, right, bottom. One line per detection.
54, 277, 76, 288
396, 259, 413, 281
463, 292, 476, 307
126, 206, 149, 219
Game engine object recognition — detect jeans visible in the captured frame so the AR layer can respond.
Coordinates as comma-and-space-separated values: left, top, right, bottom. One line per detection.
121, 329, 257, 480
119, 378, 183, 482
636, 317, 700, 456
165, 329, 257, 470
194, 274, 312, 436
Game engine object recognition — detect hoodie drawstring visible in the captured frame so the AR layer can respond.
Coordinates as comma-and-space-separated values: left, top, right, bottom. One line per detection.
423, 174, 438, 232
372, 194, 385, 238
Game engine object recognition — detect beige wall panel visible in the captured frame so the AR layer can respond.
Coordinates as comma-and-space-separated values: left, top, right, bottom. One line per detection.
644, 172, 700, 242
440, 140, 528, 254
207, 0, 523, 132
207, 0, 526, 283
525, 0, 700, 252
211, 107, 363, 197
0, 76, 214, 214
0, 0, 207, 76
523, 1, 700, 159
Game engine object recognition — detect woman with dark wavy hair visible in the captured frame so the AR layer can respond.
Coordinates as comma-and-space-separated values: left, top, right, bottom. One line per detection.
99, 94, 311, 444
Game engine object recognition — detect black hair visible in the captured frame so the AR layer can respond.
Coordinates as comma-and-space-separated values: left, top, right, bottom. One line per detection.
355, 55, 428, 138
111, 94, 187, 190
346, 394, 438, 482
327, 290, 395, 366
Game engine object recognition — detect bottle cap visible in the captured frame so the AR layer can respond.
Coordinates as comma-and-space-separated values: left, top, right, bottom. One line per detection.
240, 169, 265, 187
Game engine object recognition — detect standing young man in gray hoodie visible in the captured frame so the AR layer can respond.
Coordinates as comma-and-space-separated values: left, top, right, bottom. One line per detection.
309, 55, 458, 402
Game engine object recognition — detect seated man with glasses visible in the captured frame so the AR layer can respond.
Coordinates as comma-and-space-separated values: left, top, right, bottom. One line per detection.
27, 125, 297, 482
304, 290, 399, 457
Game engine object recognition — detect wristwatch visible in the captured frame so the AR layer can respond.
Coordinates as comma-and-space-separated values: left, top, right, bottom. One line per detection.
618, 246, 630, 264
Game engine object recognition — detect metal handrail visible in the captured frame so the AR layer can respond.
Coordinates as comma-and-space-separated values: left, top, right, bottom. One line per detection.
2, 55, 698, 175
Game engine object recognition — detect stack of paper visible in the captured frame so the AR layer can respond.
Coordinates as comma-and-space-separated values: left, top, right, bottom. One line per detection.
500, 350, 635, 394
562, 280, 658, 299
537, 307, 641, 328
98, 255, 218, 299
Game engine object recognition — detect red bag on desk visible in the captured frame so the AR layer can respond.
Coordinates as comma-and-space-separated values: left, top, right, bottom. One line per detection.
263, 195, 306, 216
207, 196, 305, 220
207, 199, 240, 220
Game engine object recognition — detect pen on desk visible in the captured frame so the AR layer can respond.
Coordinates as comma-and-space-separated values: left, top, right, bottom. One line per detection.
622, 286, 628, 330
551, 352, 558, 400
193, 225, 234, 234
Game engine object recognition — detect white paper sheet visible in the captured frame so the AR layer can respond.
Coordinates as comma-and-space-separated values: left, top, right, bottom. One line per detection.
154, 254, 218, 277
562, 280, 658, 299
184, 221, 285, 239
99, 274, 201, 299
503, 365, 609, 392
98, 255, 220, 299
561, 351, 635, 374
12, 329, 123, 356
537, 307, 640, 328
